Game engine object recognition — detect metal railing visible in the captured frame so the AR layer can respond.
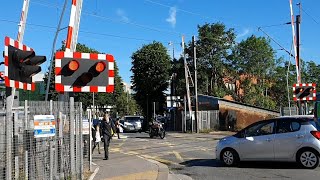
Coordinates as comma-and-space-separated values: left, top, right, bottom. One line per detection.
0, 100, 89, 179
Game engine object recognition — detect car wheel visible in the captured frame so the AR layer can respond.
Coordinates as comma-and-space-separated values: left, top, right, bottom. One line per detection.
297, 150, 319, 169
221, 149, 239, 166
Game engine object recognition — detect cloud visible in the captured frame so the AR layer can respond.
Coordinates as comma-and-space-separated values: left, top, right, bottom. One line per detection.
238, 28, 250, 38
166, 7, 177, 28
116, 9, 129, 22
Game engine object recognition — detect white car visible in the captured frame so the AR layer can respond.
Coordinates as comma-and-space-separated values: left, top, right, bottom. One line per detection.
120, 116, 143, 132
216, 115, 320, 169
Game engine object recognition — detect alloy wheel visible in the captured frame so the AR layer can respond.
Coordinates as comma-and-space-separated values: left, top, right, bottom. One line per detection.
300, 151, 318, 168
223, 150, 234, 165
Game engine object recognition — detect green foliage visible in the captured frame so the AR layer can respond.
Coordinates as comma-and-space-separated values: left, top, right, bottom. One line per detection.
186, 23, 236, 97
169, 22, 320, 111
131, 41, 171, 122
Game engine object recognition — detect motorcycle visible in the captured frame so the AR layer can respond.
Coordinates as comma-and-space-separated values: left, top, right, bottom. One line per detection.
149, 120, 165, 139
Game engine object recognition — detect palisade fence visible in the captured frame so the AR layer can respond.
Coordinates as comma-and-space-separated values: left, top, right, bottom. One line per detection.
0, 100, 90, 180
181, 110, 219, 132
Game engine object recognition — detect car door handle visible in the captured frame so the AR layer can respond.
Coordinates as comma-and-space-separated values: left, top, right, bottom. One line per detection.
296, 134, 304, 139
266, 138, 272, 142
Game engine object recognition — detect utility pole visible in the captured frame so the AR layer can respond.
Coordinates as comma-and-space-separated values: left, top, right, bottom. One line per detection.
192, 36, 199, 133
182, 36, 193, 132
169, 41, 175, 130
296, 3, 302, 114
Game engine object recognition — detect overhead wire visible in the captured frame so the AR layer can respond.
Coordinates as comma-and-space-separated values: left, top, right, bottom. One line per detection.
258, 22, 291, 28
301, 7, 319, 25
10, 0, 288, 62
0, 19, 170, 44
31, 0, 184, 36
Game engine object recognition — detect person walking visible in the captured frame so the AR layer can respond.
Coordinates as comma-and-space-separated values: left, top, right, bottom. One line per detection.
92, 123, 101, 154
115, 118, 121, 139
100, 113, 116, 160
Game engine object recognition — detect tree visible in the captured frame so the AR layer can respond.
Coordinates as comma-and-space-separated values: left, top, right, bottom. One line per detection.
185, 23, 236, 97
230, 35, 277, 109
131, 41, 171, 125
171, 57, 186, 96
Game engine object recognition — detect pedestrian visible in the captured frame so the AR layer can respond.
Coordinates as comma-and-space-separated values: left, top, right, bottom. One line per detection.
115, 118, 121, 139
92, 123, 101, 154
100, 113, 116, 160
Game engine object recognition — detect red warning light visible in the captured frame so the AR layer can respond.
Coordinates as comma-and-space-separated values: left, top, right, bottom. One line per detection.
95, 62, 106, 73
68, 60, 79, 71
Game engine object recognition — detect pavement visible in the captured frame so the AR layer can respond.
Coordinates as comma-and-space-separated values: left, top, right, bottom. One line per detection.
89, 131, 233, 180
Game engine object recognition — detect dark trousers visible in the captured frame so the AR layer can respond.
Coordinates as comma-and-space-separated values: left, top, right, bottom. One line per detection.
116, 128, 120, 139
103, 134, 111, 159
92, 141, 100, 154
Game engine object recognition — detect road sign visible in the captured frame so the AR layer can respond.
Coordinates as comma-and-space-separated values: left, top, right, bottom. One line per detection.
82, 119, 90, 135
34, 115, 55, 138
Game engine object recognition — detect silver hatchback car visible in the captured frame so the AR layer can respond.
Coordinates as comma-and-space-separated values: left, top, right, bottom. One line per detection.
216, 115, 320, 169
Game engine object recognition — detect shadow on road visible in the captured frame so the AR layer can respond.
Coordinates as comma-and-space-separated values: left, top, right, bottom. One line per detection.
237, 161, 301, 169
180, 159, 302, 169
180, 159, 224, 167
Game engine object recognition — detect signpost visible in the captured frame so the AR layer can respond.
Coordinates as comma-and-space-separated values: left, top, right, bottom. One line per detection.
82, 119, 90, 135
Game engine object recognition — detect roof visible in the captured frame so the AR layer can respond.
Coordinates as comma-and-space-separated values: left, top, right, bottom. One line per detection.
276, 115, 314, 119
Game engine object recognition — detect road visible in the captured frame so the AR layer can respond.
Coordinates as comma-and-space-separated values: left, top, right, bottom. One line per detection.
109, 132, 320, 180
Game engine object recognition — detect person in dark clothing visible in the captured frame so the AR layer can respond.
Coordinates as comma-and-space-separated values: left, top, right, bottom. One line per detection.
100, 113, 116, 160
115, 119, 121, 139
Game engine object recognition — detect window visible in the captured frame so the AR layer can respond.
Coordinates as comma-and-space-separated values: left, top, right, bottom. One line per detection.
291, 122, 300, 131
276, 119, 301, 134
245, 121, 275, 137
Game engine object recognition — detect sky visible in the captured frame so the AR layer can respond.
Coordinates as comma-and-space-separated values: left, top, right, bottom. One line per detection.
0, 0, 320, 84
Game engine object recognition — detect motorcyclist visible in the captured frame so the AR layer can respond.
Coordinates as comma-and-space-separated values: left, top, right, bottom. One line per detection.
149, 117, 165, 139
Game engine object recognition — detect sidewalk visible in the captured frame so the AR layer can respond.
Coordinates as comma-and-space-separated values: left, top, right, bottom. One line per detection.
88, 132, 229, 180
90, 150, 169, 180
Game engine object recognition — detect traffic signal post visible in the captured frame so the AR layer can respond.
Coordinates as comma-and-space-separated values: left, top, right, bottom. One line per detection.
4, 36, 46, 179
293, 83, 316, 114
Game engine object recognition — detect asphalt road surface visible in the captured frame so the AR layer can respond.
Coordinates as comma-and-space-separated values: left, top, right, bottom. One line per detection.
109, 132, 320, 180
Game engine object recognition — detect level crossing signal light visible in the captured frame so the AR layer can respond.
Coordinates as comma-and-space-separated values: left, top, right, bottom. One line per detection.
293, 83, 316, 101
4, 36, 46, 91
55, 51, 115, 93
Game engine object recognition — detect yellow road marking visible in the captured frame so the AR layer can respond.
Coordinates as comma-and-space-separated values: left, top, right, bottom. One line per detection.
109, 148, 120, 152
173, 151, 184, 162
140, 154, 180, 166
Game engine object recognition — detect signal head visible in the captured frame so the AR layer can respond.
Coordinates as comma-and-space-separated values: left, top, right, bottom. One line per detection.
68, 60, 79, 72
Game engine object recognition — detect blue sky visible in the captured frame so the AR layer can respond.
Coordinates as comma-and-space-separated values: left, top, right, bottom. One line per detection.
1, 0, 320, 84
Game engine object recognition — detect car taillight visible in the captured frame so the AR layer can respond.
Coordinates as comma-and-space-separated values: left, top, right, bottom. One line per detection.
310, 131, 320, 140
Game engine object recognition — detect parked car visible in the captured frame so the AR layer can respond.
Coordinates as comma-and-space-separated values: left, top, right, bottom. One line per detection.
120, 116, 143, 132
216, 115, 320, 169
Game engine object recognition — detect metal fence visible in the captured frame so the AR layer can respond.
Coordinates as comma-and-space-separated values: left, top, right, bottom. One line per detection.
0, 100, 89, 180
181, 110, 219, 131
